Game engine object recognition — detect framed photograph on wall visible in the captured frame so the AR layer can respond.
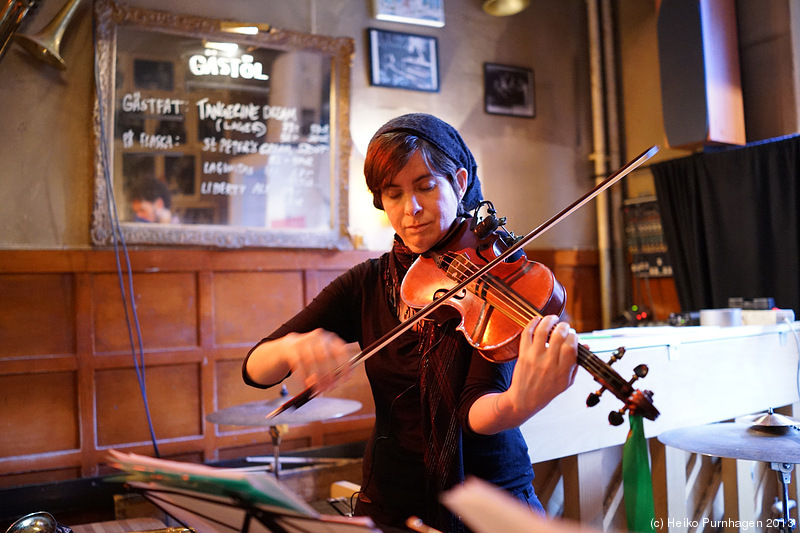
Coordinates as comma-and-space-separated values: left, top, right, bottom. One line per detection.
484, 63, 535, 118
368, 28, 439, 92
372, 0, 445, 27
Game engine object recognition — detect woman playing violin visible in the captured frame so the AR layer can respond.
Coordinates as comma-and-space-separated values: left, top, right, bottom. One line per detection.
243, 113, 579, 532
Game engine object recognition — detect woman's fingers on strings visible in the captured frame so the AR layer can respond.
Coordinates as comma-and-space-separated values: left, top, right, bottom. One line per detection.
531, 315, 560, 349
526, 315, 579, 382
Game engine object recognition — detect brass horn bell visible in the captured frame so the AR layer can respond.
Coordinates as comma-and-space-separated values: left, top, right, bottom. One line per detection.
0, 0, 37, 62
15, 0, 82, 70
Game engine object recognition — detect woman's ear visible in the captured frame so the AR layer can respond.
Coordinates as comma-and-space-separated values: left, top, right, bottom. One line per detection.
455, 168, 469, 200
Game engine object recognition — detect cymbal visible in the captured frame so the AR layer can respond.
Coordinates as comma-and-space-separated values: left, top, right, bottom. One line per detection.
207, 396, 362, 427
658, 422, 800, 463
736, 410, 800, 428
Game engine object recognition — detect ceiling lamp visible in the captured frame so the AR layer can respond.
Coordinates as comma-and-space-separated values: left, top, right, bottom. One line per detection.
482, 0, 530, 16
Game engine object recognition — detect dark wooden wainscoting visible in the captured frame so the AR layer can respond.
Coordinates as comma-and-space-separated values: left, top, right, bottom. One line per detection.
0, 247, 599, 489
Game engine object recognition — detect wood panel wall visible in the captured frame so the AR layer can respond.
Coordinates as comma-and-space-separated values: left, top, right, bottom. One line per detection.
0, 247, 599, 489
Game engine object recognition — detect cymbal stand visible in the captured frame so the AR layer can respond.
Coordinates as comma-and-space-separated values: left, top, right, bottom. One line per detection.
268, 385, 286, 479
772, 462, 796, 532
269, 425, 283, 479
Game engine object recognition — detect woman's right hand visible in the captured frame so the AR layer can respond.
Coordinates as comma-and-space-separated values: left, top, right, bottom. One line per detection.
246, 328, 355, 389
280, 329, 355, 388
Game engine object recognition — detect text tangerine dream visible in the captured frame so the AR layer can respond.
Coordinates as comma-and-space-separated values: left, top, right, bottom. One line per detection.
120, 92, 299, 124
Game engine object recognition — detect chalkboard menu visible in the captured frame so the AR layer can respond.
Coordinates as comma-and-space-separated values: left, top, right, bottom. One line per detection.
92, 0, 354, 249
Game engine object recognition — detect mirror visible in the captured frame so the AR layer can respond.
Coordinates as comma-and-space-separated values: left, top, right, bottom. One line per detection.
91, 0, 354, 248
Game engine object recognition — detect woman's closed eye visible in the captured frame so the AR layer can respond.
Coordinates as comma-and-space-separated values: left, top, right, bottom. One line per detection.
383, 187, 402, 200
417, 180, 436, 192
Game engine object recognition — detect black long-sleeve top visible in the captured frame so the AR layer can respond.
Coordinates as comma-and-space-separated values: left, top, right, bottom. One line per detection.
243, 254, 535, 530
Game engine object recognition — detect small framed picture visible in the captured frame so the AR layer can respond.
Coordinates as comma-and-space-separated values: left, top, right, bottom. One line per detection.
484, 63, 535, 118
372, 0, 445, 28
368, 28, 439, 92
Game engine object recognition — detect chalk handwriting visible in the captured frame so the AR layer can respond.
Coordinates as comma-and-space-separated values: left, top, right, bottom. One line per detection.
200, 137, 325, 156
121, 92, 187, 115
196, 99, 298, 123
308, 123, 330, 144
297, 143, 329, 155
121, 128, 179, 149
200, 181, 248, 195
262, 105, 298, 122
203, 160, 255, 176
215, 118, 267, 137
196, 98, 260, 121
139, 132, 178, 149
291, 155, 314, 167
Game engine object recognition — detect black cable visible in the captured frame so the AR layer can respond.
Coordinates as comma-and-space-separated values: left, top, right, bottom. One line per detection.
94, 17, 160, 457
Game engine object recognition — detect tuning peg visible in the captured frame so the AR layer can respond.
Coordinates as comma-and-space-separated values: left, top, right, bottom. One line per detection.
607, 347, 626, 366
609, 409, 625, 426
627, 364, 649, 386
586, 391, 601, 407
586, 383, 608, 407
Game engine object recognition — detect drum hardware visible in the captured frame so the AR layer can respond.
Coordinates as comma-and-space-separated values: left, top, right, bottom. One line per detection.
5, 512, 58, 533
14, 0, 82, 69
771, 462, 797, 533
659, 416, 800, 532
206, 385, 361, 479
736, 407, 800, 428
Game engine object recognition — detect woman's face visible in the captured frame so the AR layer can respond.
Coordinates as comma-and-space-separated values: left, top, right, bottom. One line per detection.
381, 150, 467, 254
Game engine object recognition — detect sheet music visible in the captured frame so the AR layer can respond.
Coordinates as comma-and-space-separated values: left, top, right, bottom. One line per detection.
109, 449, 315, 515
441, 477, 602, 533
109, 450, 381, 533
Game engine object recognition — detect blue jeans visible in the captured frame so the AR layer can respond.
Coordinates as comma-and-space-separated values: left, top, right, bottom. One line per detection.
511, 484, 546, 515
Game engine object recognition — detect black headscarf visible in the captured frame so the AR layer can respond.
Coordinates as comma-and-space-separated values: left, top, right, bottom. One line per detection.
370, 113, 484, 214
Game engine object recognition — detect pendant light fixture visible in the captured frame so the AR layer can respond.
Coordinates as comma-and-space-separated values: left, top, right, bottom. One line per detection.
482, 0, 530, 16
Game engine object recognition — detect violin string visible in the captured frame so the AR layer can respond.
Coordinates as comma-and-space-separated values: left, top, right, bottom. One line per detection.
443, 254, 658, 418
445, 253, 628, 390
449, 258, 658, 419
448, 254, 541, 325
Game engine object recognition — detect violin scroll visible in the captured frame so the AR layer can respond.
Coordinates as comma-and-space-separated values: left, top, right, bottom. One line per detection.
583, 345, 658, 425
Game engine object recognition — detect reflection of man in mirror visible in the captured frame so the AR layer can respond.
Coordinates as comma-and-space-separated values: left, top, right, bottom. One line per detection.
127, 175, 180, 224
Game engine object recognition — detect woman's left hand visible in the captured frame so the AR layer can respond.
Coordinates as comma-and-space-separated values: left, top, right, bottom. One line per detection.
467, 314, 578, 434
507, 315, 579, 417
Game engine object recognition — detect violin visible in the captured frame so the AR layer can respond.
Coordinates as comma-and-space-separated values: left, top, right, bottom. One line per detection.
267, 145, 660, 425
402, 215, 566, 363
402, 215, 659, 425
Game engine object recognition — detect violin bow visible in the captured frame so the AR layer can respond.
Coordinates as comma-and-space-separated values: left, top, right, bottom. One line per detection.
266, 145, 659, 419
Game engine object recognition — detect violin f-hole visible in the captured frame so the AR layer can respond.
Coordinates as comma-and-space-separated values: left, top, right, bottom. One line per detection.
434, 287, 466, 301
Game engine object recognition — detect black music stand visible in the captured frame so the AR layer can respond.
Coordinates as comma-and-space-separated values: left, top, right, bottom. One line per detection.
108, 450, 379, 533
127, 481, 379, 533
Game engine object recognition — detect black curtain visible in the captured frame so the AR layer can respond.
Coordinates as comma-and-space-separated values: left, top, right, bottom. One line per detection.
651, 135, 800, 315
